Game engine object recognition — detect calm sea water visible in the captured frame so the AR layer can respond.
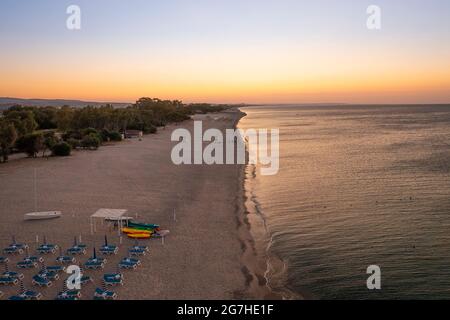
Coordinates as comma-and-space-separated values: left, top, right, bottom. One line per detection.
239, 105, 450, 300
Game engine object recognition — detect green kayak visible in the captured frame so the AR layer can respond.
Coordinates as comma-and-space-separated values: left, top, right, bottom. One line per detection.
127, 221, 160, 230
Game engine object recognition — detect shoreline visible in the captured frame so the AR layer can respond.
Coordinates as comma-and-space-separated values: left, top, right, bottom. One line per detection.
236, 108, 303, 300
234, 109, 285, 300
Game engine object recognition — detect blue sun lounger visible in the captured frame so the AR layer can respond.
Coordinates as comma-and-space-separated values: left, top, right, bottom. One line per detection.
2, 271, 24, 280
119, 257, 140, 270
56, 255, 76, 264
67, 246, 87, 255
3, 245, 24, 255
37, 244, 58, 255
85, 258, 105, 270
9, 290, 42, 300
17, 258, 39, 269
4, 237, 28, 255
99, 245, 118, 255
8, 295, 27, 300
0, 276, 19, 285
46, 265, 65, 273
99, 236, 118, 255
93, 288, 117, 300
56, 290, 81, 300
39, 270, 59, 281
67, 237, 87, 255
80, 274, 94, 285
129, 245, 148, 256
32, 274, 53, 287
103, 273, 124, 286
0, 257, 9, 264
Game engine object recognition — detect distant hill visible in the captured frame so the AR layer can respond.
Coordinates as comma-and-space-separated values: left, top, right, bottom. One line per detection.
0, 97, 130, 110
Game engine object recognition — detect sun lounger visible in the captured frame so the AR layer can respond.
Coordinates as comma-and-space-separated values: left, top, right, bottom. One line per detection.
119, 257, 140, 270
56, 256, 76, 264
37, 244, 58, 254
67, 246, 87, 255
56, 290, 81, 300
99, 236, 118, 255
39, 270, 59, 281
0, 257, 9, 264
9, 290, 42, 300
99, 245, 118, 255
17, 258, 38, 269
46, 265, 65, 273
21, 256, 44, 263
0, 276, 19, 285
4, 237, 28, 254
2, 271, 24, 280
93, 288, 117, 300
8, 295, 27, 300
85, 258, 105, 270
80, 274, 93, 285
32, 274, 52, 287
103, 273, 124, 286
129, 245, 148, 256
3, 246, 24, 255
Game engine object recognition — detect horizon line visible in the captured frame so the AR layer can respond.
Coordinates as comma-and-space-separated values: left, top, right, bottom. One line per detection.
1, 96, 450, 107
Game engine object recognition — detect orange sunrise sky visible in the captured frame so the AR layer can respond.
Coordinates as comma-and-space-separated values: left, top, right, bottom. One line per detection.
1, 0, 449, 104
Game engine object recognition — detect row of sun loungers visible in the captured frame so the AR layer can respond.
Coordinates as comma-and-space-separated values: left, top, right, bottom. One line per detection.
1, 236, 148, 300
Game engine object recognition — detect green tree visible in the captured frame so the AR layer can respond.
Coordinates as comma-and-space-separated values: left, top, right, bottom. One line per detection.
42, 131, 58, 157
16, 133, 44, 158
0, 120, 18, 163
81, 133, 101, 150
56, 106, 74, 132
52, 142, 71, 157
4, 110, 37, 136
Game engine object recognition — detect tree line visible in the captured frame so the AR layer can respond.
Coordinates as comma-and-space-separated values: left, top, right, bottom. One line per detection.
0, 97, 230, 162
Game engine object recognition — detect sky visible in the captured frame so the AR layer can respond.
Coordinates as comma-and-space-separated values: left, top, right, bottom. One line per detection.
0, 0, 449, 104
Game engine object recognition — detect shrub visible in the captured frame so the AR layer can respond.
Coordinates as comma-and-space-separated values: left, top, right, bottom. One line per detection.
108, 131, 122, 141
100, 129, 110, 142
66, 138, 81, 149
143, 125, 157, 134
52, 142, 71, 157
81, 127, 99, 136
81, 133, 101, 150
62, 130, 82, 141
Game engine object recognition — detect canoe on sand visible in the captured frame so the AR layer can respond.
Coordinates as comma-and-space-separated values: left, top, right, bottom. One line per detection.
127, 222, 160, 230
122, 227, 152, 235
24, 211, 62, 221
127, 233, 151, 240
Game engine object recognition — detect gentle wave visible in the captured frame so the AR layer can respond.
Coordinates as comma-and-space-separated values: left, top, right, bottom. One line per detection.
239, 104, 450, 300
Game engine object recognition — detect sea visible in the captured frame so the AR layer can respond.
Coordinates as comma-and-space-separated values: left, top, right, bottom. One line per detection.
238, 104, 450, 299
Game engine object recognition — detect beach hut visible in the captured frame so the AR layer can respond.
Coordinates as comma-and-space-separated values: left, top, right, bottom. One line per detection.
90, 209, 128, 234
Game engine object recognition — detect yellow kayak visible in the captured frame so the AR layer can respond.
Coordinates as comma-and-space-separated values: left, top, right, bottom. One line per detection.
122, 227, 152, 235
127, 233, 151, 239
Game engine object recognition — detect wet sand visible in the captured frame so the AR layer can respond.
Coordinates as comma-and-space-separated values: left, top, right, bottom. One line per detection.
0, 108, 271, 300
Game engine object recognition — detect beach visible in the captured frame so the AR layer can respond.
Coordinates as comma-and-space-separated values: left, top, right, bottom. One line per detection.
0, 108, 270, 300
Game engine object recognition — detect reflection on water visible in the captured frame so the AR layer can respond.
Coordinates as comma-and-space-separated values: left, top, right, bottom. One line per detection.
239, 105, 450, 299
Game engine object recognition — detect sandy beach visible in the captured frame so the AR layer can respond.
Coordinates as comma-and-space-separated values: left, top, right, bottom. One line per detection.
0, 108, 271, 300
